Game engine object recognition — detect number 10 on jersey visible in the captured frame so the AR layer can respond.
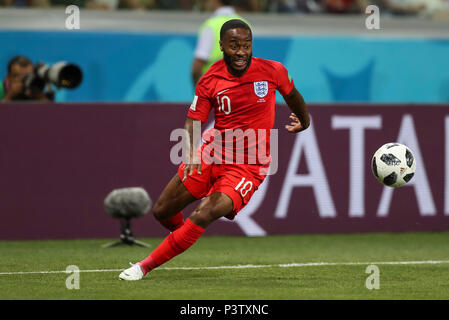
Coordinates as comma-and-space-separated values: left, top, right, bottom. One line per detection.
235, 177, 253, 197
217, 95, 231, 115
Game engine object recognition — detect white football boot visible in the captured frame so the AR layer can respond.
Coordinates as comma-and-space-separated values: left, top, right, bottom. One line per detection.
119, 262, 144, 281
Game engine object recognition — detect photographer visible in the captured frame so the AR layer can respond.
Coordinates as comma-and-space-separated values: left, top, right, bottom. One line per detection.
0, 56, 53, 102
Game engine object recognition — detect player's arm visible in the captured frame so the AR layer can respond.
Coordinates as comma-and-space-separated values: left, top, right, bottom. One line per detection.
192, 27, 214, 85
283, 86, 310, 133
192, 58, 206, 85
184, 75, 211, 181
182, 116, 202, 181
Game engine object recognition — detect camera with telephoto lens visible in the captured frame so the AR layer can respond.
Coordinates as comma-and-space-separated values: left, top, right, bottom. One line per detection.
22, 61, 83, 97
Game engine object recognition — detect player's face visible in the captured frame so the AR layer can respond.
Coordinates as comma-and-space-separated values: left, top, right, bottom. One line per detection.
220, 28, 252, 76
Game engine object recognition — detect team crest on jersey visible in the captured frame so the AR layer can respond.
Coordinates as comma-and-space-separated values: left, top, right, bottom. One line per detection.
254, 81, 268, 98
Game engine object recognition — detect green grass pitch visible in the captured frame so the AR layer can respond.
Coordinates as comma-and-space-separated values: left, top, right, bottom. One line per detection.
1, 232, 449, 300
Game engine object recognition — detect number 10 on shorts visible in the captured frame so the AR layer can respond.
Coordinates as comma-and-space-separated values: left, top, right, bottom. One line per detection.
235, 177, 253, 197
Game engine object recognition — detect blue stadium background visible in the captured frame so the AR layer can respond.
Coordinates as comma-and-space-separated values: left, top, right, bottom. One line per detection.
1, 30, 448, 103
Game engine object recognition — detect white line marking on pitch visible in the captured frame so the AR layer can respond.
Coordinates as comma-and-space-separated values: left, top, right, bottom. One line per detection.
1, 260, 448, 276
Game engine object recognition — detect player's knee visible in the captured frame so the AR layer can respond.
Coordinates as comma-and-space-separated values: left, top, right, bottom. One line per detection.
190, 203, 231, 228
190, 207, 217, 228
189, 193, 234, 228
152, 200, 170, 221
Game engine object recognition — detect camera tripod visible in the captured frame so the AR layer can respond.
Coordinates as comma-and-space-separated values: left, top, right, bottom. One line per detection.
102, 218, 150, 248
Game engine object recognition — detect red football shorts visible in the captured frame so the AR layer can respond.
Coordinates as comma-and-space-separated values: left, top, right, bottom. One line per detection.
178, 161, 268, 220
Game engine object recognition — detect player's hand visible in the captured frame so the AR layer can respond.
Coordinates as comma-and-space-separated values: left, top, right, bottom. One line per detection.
285, 113, 304, 133
182, 161, 202, 182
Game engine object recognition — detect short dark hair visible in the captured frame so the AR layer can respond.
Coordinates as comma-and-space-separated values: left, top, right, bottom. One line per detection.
220, 19, 252, 41
7, 55, 32, 74
220, 0, 233, 5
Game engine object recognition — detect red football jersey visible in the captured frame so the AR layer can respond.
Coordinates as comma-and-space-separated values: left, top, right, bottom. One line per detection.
188, 57, 294, 165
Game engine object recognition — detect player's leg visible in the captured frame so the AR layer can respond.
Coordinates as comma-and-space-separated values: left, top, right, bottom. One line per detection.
151, 173, 197, 232
134, 192, 233, 276
188, 192, 234, 228
151, 160, 212, 232
119, 192, 234, 281
118, 163, 214, 280
118, 165, 262, 281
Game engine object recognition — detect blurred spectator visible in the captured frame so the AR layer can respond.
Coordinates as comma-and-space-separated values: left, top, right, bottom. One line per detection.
191, 0, 246, 85
323, 0, 368, 13
1, 0, 49, 6
0, 0, 116, 8
372, 0, 425, 15
370, 0, 449, 18
434, 0, 449, 18
234, 0, 264, 11
89, 0, 117, 9
271, 0, 324, 13
1, 0, 446, 16
48, 0, 115, 10
299, 0, 326, 12
117, 0, 157, 10
49, 0, 156, 10
155, 0, 191, 9
1, 56, 52, 102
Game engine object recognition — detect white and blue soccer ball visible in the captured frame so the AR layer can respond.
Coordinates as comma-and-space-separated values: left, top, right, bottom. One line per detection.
371, 142, 416, 188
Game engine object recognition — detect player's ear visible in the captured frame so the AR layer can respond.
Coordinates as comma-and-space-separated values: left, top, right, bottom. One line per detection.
219, 40, 223, 52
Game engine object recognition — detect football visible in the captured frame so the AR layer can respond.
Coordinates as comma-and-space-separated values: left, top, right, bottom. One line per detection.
371, 142, 416, 187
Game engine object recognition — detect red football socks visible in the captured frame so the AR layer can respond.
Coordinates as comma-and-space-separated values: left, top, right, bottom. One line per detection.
157, 211, 184, 232
139, 218, 205, 275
